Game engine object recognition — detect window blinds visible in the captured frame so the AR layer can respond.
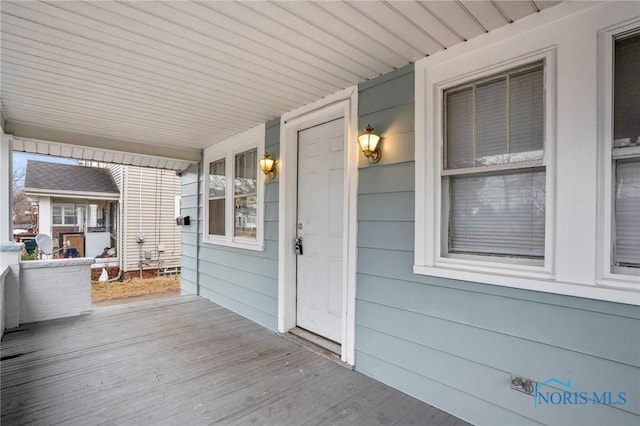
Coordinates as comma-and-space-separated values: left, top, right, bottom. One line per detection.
449, 170, 546, 258
444, 63, 546, 258
614, 160, 640, 267
445, 63, 544, 170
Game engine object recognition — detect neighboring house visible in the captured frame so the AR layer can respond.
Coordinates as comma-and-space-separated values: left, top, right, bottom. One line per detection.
24, 160, 120, 262
106, 164, 181, 278
180, 4, 640, 426
25, 160, 181, 279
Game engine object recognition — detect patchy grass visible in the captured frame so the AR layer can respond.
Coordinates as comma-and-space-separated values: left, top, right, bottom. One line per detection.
92, 276, 180, 303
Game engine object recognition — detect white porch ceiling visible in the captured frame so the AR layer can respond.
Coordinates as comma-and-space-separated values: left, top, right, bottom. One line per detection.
0, 0, 562, 169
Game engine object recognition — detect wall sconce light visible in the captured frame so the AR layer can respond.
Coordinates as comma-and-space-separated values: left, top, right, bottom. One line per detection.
358, 124, 381, 163
259, 152, 277, 179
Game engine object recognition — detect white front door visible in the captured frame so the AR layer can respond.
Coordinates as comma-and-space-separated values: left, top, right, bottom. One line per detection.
296, 118, 344, 343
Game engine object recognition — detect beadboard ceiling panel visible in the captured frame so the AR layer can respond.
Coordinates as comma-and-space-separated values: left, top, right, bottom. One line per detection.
1, 0, 562, 169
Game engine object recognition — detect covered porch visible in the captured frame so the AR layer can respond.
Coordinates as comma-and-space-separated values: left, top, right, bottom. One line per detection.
1, 295, 468, 425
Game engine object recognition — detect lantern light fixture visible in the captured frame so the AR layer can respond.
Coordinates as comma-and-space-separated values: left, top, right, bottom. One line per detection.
358, 124, 381, 163
259, 152, 277, 179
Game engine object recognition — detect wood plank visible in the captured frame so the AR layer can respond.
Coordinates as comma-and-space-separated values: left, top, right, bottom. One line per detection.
1, 296, 464, 425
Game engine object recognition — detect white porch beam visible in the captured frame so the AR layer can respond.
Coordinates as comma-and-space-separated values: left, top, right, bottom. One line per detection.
6, 121, 201, 164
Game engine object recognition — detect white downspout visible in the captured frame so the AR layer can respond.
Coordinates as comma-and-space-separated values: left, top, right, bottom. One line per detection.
109, 166, 125, 282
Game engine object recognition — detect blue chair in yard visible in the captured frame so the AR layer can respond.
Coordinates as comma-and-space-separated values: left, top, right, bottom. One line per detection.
22, 238, 37, 255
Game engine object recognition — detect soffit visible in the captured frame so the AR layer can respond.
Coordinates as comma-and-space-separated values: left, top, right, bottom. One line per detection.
0, 0, 562, 168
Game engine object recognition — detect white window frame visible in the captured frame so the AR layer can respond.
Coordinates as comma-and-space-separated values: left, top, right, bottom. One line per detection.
202, 123, 266, 251
596, 20, 640, 290
52, 203, 78, 226
415, 2, 640, 305
415, 48, 557, 285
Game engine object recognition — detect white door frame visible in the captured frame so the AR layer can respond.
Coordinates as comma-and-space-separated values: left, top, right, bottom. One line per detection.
278, 86, 358, 365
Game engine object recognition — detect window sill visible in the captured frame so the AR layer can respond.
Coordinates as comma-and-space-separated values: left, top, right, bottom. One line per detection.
413, 264, 639, 306
597, 273, 640, 292
203, 237, 264, 252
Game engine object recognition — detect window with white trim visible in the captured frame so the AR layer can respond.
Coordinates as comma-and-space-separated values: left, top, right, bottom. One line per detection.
52, 204, 78, 226
443, 62, 546, 264
415, 4, 639, 304
203, 124, 265, 251
611, 30, 640, 276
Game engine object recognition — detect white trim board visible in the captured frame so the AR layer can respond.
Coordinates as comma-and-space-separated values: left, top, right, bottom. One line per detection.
201, 123, 266, 252
278, 86, 359, 366
414, 1, 640, 306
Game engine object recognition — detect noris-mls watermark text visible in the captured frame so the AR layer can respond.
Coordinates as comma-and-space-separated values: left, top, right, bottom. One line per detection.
534, 378, 627, 407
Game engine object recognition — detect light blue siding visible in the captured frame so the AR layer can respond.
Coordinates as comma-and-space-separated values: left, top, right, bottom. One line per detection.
355, 64, 640, 425
179, 61, 640, 426
180, 163, 199, 296
180, 119, 280, 330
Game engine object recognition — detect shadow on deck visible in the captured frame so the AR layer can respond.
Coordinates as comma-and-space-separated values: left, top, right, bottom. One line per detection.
1, 295, 470, 425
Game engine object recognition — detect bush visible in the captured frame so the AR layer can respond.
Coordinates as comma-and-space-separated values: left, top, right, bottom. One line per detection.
21, 248, 39, 261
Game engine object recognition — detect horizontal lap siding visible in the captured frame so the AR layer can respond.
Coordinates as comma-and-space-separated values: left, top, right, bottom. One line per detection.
180, 164, 199, 296
180, 120, 280, 331
123, 166, 181, 272
355, 65, 640, 425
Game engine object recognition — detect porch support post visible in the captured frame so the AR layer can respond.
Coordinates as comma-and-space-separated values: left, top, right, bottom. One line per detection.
0, 133, 13, 242
0, 131, 21, 330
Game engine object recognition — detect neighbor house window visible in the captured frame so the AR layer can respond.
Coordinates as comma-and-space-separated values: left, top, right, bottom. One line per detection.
443, 62, 545, 261
203, 124, 265, 251
611, 30, 640, 275
52, 204, 78, 226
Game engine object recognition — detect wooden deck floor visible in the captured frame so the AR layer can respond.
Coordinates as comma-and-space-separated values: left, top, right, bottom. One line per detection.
1, 295, 469, 425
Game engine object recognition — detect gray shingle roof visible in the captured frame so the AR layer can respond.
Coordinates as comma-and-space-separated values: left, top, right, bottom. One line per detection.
25, 160, 119, 194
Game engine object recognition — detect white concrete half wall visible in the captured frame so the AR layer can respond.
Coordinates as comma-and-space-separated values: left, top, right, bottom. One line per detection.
1, 265, 8, 339
19, 258, 94, 324
1, 242, 22, 336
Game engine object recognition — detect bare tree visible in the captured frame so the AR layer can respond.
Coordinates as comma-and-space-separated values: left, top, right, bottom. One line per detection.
12, 166, 36, 230
11, 166, 25, 214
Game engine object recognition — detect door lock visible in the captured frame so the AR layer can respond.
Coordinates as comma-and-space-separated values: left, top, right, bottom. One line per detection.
294, 236, 303, 255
